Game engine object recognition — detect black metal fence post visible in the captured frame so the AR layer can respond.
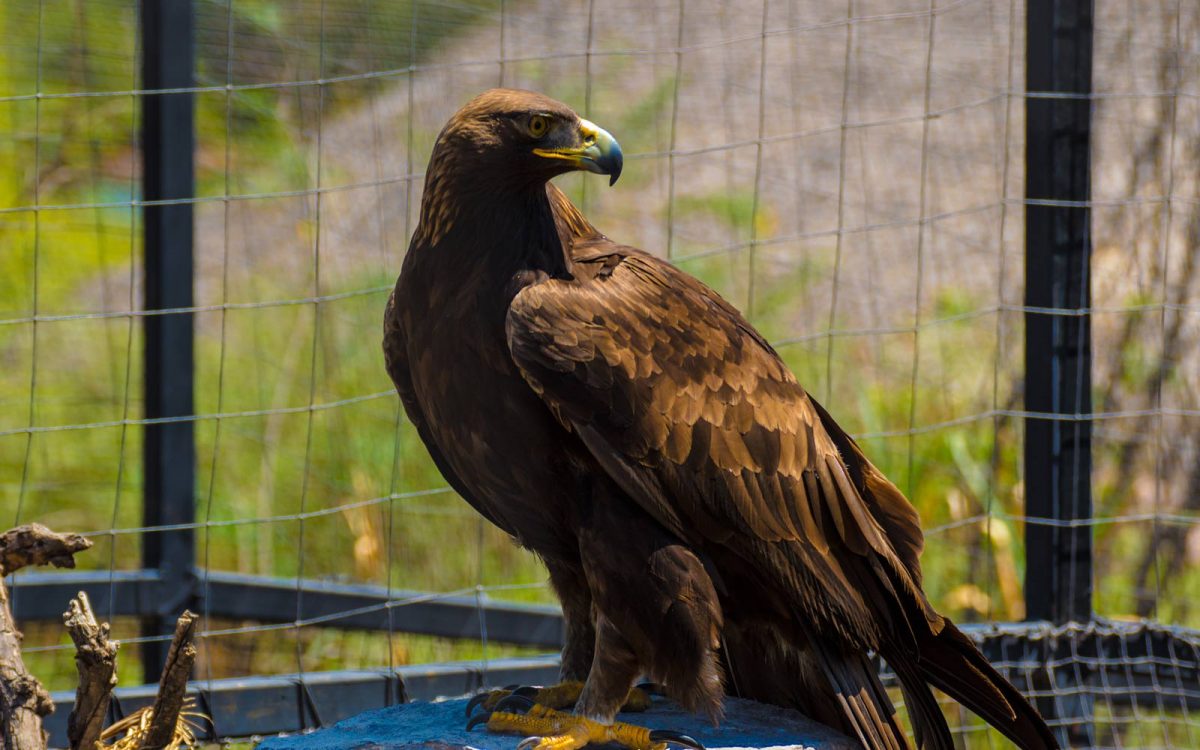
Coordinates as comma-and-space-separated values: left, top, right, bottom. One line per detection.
1025, 0, 1095, 742
1024, 0, 1095, 629
141, 0, 197, 684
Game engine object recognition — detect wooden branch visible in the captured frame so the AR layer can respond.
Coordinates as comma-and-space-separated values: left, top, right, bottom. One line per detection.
138, 611, 197, 750
64, 592, 118, 750
0, 525, 93, 750
0, 623, 52, 750
0, 524, 92, 577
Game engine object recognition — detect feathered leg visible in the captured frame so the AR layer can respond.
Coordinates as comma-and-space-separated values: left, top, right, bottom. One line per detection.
549, 558, 597, 683
464, 552, 652, 716
465, 558, 596, 714
471, 487, 722, 750
576, 487, 725, 721
473, 617, 703, 750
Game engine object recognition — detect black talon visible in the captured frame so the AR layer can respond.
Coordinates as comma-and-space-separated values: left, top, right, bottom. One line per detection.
649, 730, 706, 750
494, 694, 536, 713
465, 693, 490, 717
465, 684, 525, 716
512, 685, 541, 698
466, 711, 492, 731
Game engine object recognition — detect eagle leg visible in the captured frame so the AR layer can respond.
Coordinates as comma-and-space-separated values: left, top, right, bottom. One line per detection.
546, 557, 599, 684
469, 704, 704, 750
465, 681, 651, 716
465, 617, 703, 750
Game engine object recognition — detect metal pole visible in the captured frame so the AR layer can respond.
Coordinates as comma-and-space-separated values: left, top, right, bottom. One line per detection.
141, 0, 197, 684
1024, 0, 1094, 627
1024, 0, 1095, 743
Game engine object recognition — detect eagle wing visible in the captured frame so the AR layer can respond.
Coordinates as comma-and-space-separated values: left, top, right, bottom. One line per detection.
505, 245, 938, 645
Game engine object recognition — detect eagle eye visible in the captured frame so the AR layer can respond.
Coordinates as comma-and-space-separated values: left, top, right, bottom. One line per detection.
528, 114, 550, 138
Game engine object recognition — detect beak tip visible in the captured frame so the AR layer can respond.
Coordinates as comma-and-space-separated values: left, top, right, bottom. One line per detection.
578, 118, 623, 187
605, 146, 623, 186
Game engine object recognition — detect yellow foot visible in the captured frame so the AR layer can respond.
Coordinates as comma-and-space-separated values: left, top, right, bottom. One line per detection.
467, 703, 704, 750
465, 681, 651, 715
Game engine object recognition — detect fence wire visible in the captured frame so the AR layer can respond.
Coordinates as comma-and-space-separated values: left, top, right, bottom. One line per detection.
1, 0, 1198, 748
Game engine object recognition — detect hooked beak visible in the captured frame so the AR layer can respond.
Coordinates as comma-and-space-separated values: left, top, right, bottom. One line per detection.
533, 118, 624, 186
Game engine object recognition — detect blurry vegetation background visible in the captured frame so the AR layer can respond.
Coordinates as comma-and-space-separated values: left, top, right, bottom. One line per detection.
0, 0, 1197, 740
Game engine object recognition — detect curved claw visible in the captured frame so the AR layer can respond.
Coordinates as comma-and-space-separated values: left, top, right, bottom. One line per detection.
465, 684, 524, 716
512, 685, 541, 698
465, 711, 492, 732
465, 693, 490, 717
494, 694, 537, 713
517, 736, 541, 750
648, 730, 706, 750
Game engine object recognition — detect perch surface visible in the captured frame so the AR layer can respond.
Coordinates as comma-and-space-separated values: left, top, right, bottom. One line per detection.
259, 695, 859, 750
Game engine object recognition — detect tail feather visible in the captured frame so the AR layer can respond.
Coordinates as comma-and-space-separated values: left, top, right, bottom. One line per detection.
810, 640, 912, 750
888, 656, 954, 750
915, 622, 1060, 750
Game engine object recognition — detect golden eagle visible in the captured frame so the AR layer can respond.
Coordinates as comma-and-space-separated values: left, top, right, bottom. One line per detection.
384, 89, 1057, 750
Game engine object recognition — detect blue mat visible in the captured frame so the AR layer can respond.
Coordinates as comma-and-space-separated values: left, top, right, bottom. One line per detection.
259, 695, 858, 750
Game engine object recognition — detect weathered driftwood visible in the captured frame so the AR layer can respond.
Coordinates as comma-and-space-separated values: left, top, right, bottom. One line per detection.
64, 592, 118, 750
0, 525, 92, 576
0, 524, 93, 750
137, 611, 197, 750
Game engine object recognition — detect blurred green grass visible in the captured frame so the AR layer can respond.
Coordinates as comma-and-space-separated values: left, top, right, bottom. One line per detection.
0, 2, 1194, 746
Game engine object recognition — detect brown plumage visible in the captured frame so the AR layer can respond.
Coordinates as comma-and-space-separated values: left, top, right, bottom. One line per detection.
384, 89, 1058, 750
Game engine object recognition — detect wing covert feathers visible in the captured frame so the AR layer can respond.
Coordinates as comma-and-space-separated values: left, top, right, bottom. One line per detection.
506, 249, 933, 629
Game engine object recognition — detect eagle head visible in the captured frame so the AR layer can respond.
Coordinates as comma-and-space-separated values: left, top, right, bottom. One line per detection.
432, 88, 624, 189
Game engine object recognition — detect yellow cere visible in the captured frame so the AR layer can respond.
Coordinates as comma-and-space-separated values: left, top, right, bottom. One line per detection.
533, 119, 603, 165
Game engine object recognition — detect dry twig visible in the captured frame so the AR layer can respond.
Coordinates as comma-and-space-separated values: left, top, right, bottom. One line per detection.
137, 611, 198, 750
64, 592, 118, 750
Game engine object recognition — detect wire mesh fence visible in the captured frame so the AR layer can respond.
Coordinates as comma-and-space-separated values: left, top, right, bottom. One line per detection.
1, 0, 1198, 748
